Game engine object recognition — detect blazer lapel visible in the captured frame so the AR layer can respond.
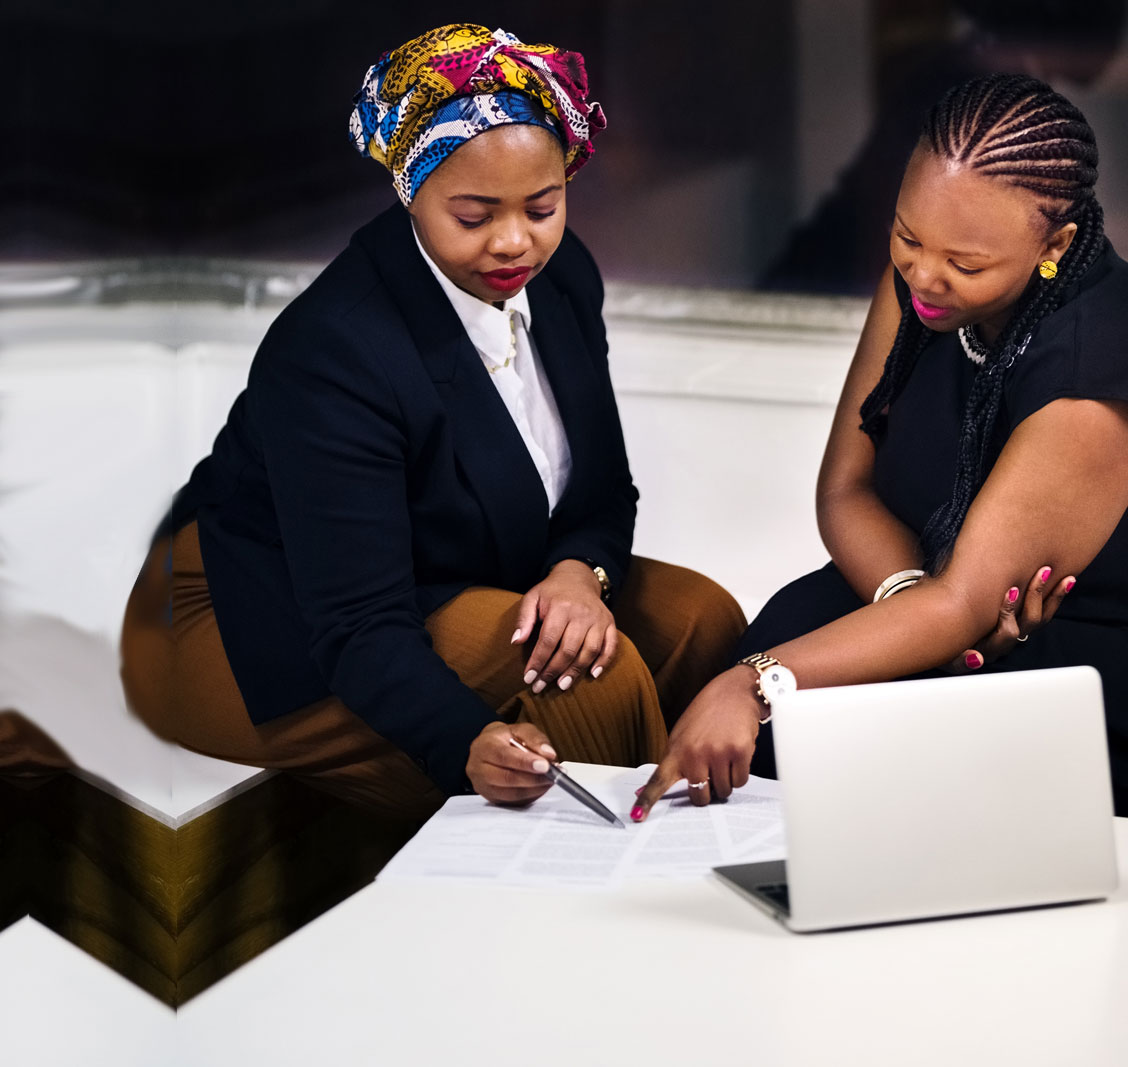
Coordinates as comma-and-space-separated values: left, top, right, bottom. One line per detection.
527, 279, 604, 523
361, 208, 548, 586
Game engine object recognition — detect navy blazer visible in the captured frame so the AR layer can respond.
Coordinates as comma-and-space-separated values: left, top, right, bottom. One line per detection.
164, 204, 638, 794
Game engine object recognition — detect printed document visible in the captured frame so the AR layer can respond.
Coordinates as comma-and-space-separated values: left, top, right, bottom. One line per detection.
378, 764, 786, 890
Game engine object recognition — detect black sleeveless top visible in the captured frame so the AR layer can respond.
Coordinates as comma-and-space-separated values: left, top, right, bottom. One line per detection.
876, 241, 1128, 627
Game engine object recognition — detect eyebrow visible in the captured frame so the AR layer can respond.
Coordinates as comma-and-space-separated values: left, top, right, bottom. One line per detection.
447, 184, 564, 205
895, 213, 990, 259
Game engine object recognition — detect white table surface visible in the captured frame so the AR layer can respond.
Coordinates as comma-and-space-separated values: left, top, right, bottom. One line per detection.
2, 918, 174, 1063
175, 765, 1128, 1067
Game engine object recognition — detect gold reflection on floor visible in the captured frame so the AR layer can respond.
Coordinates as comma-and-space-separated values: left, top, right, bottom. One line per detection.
1, 770, 418, 1006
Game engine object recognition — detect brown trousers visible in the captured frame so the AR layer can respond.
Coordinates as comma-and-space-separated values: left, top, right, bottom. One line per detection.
121, 522, 746, 823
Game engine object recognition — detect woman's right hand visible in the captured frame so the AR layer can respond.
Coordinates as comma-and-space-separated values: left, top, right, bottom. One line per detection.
630, 667, 762, 822
466, 721, 558, 805
948, 565, 1075, 673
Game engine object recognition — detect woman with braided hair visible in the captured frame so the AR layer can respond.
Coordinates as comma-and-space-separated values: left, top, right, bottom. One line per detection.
634, 72, 1128, 821
120, 24, 745, 822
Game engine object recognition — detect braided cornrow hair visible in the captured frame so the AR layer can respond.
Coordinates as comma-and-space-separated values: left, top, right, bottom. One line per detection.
859, 72, 1105, 572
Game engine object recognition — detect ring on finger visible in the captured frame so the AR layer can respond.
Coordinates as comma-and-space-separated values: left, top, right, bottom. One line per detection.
1016, 634, 1029, 642
688, 779, 710, 790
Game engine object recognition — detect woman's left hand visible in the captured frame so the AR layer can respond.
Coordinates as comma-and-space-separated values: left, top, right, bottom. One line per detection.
512, 560, 617, 693
948, 565, 1075, 673
630, 667, 761, 822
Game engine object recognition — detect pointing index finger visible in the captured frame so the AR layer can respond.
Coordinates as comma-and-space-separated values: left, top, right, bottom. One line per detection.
631, 759, 680, 822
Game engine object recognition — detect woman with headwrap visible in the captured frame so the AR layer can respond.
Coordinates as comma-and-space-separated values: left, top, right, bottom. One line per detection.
120, 25, 745, 822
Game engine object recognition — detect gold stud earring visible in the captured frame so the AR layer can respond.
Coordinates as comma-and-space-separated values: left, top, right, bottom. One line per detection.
1038, 260, 1058, 280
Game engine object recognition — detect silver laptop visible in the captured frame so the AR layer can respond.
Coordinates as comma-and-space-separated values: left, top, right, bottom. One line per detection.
714, 666, 1118, 931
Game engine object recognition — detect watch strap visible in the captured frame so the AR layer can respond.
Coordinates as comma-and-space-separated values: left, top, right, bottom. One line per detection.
737, 652, 790, 724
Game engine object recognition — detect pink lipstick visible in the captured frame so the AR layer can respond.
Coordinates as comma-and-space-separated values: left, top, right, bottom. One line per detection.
480, 267, 531, 293
911, 294, 952, 322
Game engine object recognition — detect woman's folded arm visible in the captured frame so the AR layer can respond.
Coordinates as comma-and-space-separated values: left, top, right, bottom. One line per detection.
784, 394, 1128, 685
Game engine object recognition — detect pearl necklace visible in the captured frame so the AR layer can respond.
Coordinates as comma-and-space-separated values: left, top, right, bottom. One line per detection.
957, 324, 989, 366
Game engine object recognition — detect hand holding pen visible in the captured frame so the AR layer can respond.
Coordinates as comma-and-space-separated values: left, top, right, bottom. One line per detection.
506, 736, 624, 827
466, 721, 559, 806
465, 723, 624, 826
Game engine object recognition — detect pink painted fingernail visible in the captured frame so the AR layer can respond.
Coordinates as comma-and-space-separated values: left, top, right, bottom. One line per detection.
1007, 587, 1019, 603
531, 758, 550, 773
1040, 567, 1052, 583
540, 744, 556, 757
591, 665, 603, 679
523, 670, 537, 685
965, 652, 983, 669
634, 786, 643, 796
1065, 577, 1076, 592
532, 680, 546, 694
558, 675, 573, 691
630, 805, 645, 822
511, 629, 523, 643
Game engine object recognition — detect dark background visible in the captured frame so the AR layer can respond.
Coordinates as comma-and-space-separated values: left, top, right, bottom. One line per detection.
4, 0, 1127, 291
2, 1, 792, 287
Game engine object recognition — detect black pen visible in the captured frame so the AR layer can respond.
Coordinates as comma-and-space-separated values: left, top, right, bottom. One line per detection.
508, 736, 625, 828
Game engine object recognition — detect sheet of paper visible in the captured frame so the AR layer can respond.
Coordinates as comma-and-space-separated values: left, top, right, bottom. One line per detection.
378, 764, 787, 890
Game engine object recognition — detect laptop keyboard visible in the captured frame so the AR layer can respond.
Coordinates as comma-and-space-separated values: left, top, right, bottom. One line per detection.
756, 882, 791, 914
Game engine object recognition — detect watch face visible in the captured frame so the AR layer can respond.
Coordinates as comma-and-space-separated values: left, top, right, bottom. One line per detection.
761, 665, 797, 702
590, 565, 611, 601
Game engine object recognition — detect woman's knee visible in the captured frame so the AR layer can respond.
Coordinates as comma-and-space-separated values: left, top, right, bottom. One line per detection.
513, 630, 656, 715
513, 631, 664, 751
424, 586, 526, 696
619, 557, 747, 663
598, 630, 658, 696
679, 569, 747, 648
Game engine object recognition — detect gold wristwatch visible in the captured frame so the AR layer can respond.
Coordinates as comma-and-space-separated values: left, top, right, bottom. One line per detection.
737, 653, 797, 724
579, 558, 612, 603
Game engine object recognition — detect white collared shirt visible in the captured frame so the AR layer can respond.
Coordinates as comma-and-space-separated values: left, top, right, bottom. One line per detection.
412, 226, 573, 515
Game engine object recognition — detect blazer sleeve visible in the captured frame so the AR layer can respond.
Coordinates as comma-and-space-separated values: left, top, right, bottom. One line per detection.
248, 309, 495, 795
540, 231, 639, 594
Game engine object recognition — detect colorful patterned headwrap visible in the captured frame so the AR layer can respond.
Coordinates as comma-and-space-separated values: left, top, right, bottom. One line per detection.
349, 24, 606, 204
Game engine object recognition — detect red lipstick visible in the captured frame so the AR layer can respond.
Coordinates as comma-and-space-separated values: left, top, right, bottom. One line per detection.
480, 267, 531, 293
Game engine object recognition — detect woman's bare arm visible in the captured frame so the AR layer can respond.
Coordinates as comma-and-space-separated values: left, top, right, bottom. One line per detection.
816, 263, 925, 601
789, 396, 1128, 681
